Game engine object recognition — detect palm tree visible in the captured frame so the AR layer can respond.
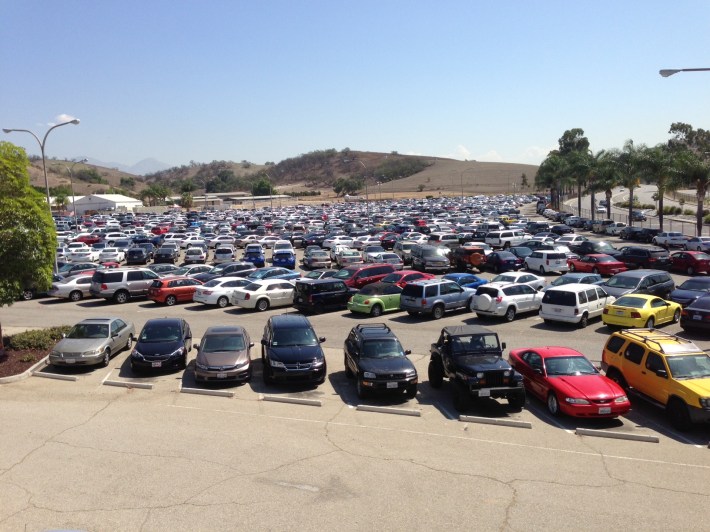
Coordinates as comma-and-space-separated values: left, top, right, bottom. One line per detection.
585, 150, 607, 221
53, 193, 68, 213
566, 150, 593, 216
535, 153, 568, 210
672, 149, 710, 236
638, 144, 674, 231
606, 140, 644, 224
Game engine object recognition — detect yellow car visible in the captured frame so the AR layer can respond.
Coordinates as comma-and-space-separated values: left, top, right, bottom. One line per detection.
602, 294, 681, 329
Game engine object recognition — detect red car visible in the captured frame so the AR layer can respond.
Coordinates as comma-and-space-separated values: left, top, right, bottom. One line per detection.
147, 276, 202, 306
508, 346, 630, 418
669, 250, 710, 275
567, 254, 626, 276
74, 234, 102, 245
380, 270, 435, 288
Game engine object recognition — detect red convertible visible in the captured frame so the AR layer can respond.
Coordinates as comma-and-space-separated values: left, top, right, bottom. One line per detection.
567, 254, 626, 276
508, 346, 630, 418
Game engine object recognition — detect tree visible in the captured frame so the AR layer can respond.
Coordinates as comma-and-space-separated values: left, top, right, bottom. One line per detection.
638, 144, 674, 231
520, 173, 529, 189
252, 178, 272, 196
535, 153, 567, 210
0, 142, 56, 305
53, 193, 68, 212
668, 122, 710, 236
180, 192, 194, 210
606, 140, 644, 224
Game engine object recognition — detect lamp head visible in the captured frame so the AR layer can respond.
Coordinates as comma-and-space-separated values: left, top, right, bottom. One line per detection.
2, 128, 11, 133
70, 119, 80, 125
659, 69, 680, 78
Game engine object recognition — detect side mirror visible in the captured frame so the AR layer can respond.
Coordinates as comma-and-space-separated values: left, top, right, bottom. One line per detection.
533, 368, 543, 375
249, 342, 254, 348
319, 337, 326, 343
501, 342, 507, 350
261, 339, 267, 345
404, 349, 412, 355
193, 343, 199, 350
655, 369, 668, 379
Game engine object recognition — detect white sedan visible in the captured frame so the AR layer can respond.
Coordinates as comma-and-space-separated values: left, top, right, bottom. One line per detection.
230, 279, 295, 312
490, 271, 546, 291
192, 277, 251, 308
98, 247, 125, 263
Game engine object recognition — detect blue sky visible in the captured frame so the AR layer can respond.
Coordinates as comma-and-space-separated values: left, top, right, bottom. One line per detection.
2, 1, 709, 170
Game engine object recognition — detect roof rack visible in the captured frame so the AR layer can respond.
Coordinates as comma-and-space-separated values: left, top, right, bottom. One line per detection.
354, 323, 391, 333
619, 328, 701, 354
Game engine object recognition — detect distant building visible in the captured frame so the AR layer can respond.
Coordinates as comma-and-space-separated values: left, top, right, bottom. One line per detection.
71, 194, 143, 214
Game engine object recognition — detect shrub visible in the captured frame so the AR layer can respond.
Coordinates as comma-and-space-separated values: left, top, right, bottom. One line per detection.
662, 206, 682, 215
7, 326, 71, 350
683, 209, 694, 216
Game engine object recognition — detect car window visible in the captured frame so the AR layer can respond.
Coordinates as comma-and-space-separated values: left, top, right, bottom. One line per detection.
425, 285, 438, 298
624, 343, 645, 365
585, 288, 598, 302
578, 290, 588, 304
645, 352, 666, 373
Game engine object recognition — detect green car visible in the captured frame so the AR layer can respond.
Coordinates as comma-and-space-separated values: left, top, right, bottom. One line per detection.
347, 282, 403, 317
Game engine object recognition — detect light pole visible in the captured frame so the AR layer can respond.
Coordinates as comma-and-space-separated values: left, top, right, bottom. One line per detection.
460, 168, 474, 202
265, 172, 274, 210
660, 67, 710, 77
66, 157, 88, 229
3, 118, 81, 272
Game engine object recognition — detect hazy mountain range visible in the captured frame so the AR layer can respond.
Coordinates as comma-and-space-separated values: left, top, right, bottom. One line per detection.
80, 157, 170, 176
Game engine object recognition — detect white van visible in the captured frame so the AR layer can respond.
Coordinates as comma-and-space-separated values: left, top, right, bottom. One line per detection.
539, 284, 615, 328
525, 251, 569, 274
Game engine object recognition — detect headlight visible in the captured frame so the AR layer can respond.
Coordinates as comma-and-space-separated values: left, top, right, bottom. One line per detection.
476, 372, 484, 379
312, 357, 324, 367
82, 349, 101, 357
196, 362, 209, 370
614, 396, 628, 403
131, 349, 143, 359
169, 347, 185, 358
565, 397, 590, 405
503, 370, 511, 377
270, 359, 286, 368
699, 397, 710, 409
50, 350, 60, 356
363, 371, 376, 379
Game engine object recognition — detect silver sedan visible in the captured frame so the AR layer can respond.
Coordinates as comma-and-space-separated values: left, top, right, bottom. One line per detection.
47, 273, 95, 302
49, 317, 135, 367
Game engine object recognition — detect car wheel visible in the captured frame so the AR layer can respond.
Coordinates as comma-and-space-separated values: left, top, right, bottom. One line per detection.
125, 334, 133, 351
344, 356, 354, 378
547, 393, 561, 416
645, 316, 655, 329
569, 263, 576, 272
179, 353, 187, 370
406, 384, 417, 399
592, 267, 599, 274
165, 295, 177, 306
667, 398, 692, 431
543, 319, 553, 325
605, 367, 628, 392
356, 379, 368, 399
217, 296, 229, 308
114, 290, 129, 304
508, 392, 525, 411
69, 290, 83, 302
673, 309, 681, 323
687, 266, 695, 276
21, 289, 34, 301
370, 304, 383, 317
428, 359, 444, 388
578, 313, 589, 329
504, 306, 516, 322
452, 382, 471, 412
100, 348, 111, 368
539, 266, 545, 274
432, 304, 445, 320
256, 298, 270, 312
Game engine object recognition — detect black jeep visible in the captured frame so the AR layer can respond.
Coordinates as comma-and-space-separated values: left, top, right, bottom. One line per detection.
428, 325, 525, 412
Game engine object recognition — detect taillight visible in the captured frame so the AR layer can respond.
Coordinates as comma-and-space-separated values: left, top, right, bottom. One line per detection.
495, 296, 503, 303
630, 311, 641, 318
244, 293, 250, 300
308, 295, 313, 303
364, 299, 370, 304
574, 308, 579, 315
421, 299, 427, 306
603, 308, 609, 314
648, 258, 656, 262
101, 284, 107, 290
681, 310, 688, 317
202, 290, 213, 295
546, 260, 550, 265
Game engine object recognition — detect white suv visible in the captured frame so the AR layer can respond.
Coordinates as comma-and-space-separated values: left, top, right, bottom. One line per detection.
470, 282, 543, 322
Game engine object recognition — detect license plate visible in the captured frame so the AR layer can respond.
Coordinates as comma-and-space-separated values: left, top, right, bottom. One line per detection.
151, 361, 162, 368
615, 310, 624, 316
386, 381, 398, 389
693, 315, 702, 320
598, 407, 611, 414
479, 389, 491, 397
216, 372, 228, 379
64, 359, 75, 364
554, 308, 561, 313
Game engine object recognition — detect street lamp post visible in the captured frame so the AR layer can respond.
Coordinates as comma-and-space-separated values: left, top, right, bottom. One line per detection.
355, 160, 369, 228
66, 157, 88, 229
265, 172, 274, 211
660, 67, 710, 77
3, 118, 81, 272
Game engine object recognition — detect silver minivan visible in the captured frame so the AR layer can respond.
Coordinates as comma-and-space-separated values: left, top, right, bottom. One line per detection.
539, 284, 615, 328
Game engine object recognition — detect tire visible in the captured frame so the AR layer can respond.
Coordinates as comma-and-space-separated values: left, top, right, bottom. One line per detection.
165, 295, 177, 306
667, 398, 693, 431
100, 348, 111, 368
645, 316, 655, 329
344, 355, 354, 378
605, 367, 628, 392
21, 289, 34, 301
179, 353, 187, 370
452, 382, 471, 412
406, 384, 417, 399
569, 263, 576, 272
370, 304, 383, 317
578, 313, 589, 329
356, 379, 368, 399
592, 267, 599, 274
217, 296, 229, 308
539, 266, 545, 274
504, 306, 516, 322
114, 290, 129, 304
543, 319, 553, 325
256, 298, 269, 312
547, 393, 561, 416
69, 290, 83, 302
687, 266, 694, 276
432, 304, 445, 320
125, 334, 133, 351
673, 309, 681, 323
508, 392, 526, 411
428, 359, 444, 388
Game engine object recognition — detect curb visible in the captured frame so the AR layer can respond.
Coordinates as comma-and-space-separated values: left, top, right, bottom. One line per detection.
459, 415, 533, 429
356, 405, 421, 417
260, 394, 322, 407
575, 428, 659, 443
180, 387, 234, 398
103, 380, 154, 390
0, 355, 49, 384
32, 371, 78, 382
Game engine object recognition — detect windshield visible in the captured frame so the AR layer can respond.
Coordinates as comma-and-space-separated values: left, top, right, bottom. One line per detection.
666, 354, 710, 379
139, 324, 181, 342
67, 323, 109, 339
203, 279, 222, 288
242, 282, 262, 291
272, 327, 319, 347
545, 356, 597, 376
172, 267, 190, 275
202, 335, 245, 352
333, 269, 356, 280
605, 276, 640, 289
450, 334, 500, 354
492, 274, 518, 283
678, 279, 710, 291
362, 339, 404, 358
551, 277, 578, 287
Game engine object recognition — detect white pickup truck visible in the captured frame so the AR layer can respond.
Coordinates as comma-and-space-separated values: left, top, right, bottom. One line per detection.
484, 230, 531, 249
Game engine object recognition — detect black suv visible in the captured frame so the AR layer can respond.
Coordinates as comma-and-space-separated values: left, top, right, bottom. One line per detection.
261, 314, 326, 385
154, 246, 179, 264
636, 228, 660, 243
293, 278, 356, 313
611, 246, 672, 270
343, 323, 417, 399
427, 325, 525, 412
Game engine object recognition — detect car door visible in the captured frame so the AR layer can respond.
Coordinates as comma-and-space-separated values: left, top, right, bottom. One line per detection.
649, 297, 671, 323
442, 282, 465, 310
639, 352, 672, 404
518, 284, 538, 312
109, 319, 124, 352
276, 282, 295, 305
619, 342, 646, 389
519, 351, 547, 399
180, 279, 201, 302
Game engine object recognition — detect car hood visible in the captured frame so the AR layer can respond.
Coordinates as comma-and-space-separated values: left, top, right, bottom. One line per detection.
600, 285, 635, 297
54, 338, 107, 353
456, 354, 509, 374
269, 344, 323, 362
135, 339, 183, 356
198, 350, 249, 367
358, 356, 415, 374
683, 378, 710, 396
670, 288, 707, 305
551, 374, 624, 400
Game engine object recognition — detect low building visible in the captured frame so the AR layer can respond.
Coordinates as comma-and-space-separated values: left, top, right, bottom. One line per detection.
71, 194, 143, 214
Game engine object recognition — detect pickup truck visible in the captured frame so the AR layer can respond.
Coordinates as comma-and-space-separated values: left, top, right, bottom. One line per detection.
484, 230, 531, 249
427, 325, 525, 411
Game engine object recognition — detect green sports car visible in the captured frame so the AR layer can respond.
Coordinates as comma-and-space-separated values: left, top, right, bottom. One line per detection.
347, 282, 403, 317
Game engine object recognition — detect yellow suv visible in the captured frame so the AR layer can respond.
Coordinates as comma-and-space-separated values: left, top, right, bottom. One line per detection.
601, 329, 710, 431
